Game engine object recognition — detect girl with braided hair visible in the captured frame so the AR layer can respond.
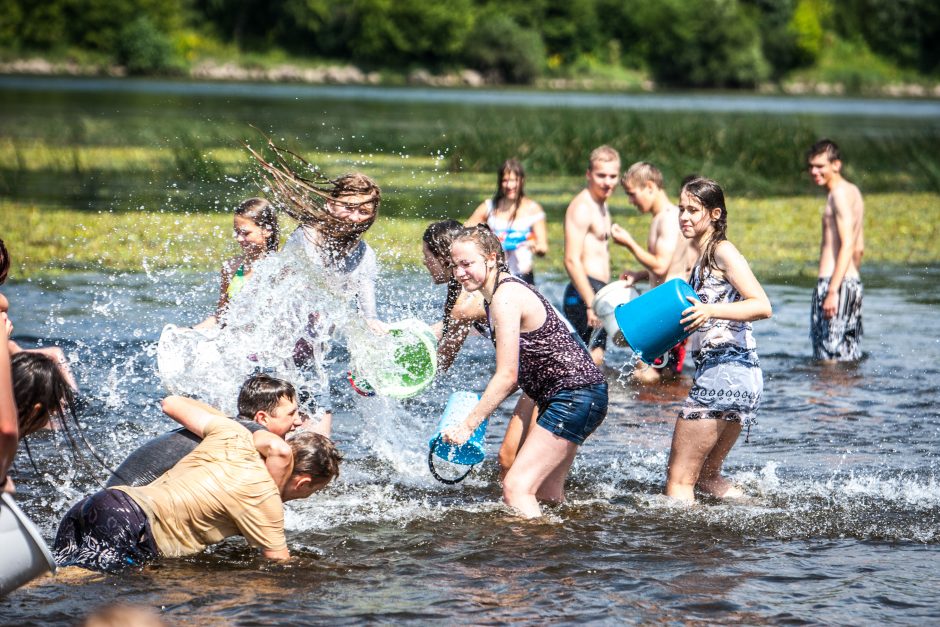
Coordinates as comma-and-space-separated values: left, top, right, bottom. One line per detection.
666, 177, 772, 502
442, 225, 607, 518
422, 222, 540, 477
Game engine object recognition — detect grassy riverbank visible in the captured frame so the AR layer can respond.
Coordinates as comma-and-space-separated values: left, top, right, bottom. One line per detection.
1, 80, 938, 282
2, 191, 938, 281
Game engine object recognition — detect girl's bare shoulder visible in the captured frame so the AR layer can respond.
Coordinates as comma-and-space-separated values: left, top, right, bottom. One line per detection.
221, 255, 244, 277
519, 198, 545, 216
714, 240, 747, 270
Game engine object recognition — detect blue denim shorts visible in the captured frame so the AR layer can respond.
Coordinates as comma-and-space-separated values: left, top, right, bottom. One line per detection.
536, 383, 609, 445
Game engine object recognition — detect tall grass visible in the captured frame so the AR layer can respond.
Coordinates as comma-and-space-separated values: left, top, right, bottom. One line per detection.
1, 85, 940, 219
0, 83, 938, 280
3, 191, 938, 280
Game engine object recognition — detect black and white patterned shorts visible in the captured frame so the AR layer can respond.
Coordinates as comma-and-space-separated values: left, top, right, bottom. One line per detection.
811, 277, 863, 361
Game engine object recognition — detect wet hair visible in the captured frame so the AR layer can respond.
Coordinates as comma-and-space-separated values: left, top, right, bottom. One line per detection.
423, 220, 465, 320
681, 177, 728, 279
588, 145, 620, 171
623, 162, 664, 190
807, 138, 841, 164
0, 237, 9, 284
11, 352, 75, 437
11, 353, 115, 485
235, 197, 279, 253
237, 374, 296, 421
493, 159, 527, 224
452, 224, 511, 275
288, 431, 342, 482
246, 133, 380, 251
422, 220, 464, 262
680, 173, 700, 194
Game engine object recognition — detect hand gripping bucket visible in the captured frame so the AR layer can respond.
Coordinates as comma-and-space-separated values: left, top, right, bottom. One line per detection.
428, 391, 488, 484
0, 493, 56, 596
591, 280, 639, 347
613, 278, 701, 364
350, 319, 438, 399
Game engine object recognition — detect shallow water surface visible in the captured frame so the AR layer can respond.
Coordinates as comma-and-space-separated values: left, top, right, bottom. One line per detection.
3, 267, 940, 624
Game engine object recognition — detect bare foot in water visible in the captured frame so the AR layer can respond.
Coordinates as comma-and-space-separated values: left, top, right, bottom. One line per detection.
697, 475, 745, 499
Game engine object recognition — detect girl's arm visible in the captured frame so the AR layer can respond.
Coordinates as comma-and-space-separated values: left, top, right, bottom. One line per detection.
437, 290, 487, 372
194, 258, 238, 329
437, 318, 473, 373
442, 289, 522, 444
0, 313, 18, 491
465, 201, 489, 226
530, 203, 548, 256
681, 241, 772, 331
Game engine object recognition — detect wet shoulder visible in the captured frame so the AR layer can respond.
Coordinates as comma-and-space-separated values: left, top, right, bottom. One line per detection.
519, 198, 546, 220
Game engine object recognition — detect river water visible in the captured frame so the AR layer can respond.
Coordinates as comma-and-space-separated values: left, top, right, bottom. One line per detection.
2, 263, 939, 624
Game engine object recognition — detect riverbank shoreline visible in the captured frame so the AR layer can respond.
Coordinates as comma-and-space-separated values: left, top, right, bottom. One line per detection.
2, 56, 939, 99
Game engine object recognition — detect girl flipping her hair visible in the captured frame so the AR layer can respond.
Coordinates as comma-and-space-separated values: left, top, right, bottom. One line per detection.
442, 225, 607, 517
666, 177, 772, 501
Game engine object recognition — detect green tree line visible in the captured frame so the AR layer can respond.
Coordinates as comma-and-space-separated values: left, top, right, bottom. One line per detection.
1, 0, 938, 86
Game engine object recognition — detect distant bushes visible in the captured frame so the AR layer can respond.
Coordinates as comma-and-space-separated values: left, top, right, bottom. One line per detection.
463, 14, 546, 84
0, 0, 937, 87
116, 17, 179, 75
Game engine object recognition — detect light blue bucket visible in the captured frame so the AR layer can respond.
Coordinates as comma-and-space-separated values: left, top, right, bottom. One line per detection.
614, 278, 701, 364
428, 391, 488, 484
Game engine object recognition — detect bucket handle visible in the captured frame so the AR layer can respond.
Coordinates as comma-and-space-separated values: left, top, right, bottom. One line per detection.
636, 352, 671, 372
427, 437, 476, 485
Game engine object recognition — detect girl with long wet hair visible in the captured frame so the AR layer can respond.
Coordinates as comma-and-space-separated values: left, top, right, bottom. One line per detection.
3, 351, 104, 492
466, 159, 547, 285
443, 225, 608, 517
196, 197, 279, 329
248, 137, 383, 328
422, 221, 539, 476
666, 177, 772, 502
0, 304, 16, 492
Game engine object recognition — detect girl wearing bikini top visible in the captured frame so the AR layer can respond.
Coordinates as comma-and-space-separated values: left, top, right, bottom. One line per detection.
195, 198, 278, 329
465, 159, 547, 285
443, 225, 608, 518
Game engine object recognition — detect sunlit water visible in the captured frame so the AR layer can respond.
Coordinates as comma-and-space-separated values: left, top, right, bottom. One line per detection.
3, 263, 939, 624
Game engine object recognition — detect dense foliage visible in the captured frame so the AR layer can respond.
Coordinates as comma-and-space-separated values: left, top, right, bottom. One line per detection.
0, 0, 937, 85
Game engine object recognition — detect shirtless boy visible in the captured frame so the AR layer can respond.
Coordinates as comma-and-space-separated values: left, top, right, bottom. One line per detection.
807, 139, 865, 362
563, 145, 620, 366
611, 162, 693, 382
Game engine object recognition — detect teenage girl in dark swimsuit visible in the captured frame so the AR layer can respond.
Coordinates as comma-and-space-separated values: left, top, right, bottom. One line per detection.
422, 221, 538, 477
443, 226, 608, 518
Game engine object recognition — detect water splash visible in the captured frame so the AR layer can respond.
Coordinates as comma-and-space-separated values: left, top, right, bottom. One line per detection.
155, 243, 364, 415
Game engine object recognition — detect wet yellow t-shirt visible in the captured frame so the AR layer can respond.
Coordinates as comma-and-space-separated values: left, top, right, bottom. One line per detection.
115, 417, 286, 557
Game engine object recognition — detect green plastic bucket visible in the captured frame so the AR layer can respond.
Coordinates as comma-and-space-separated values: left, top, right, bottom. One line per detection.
351, 319, 438, 398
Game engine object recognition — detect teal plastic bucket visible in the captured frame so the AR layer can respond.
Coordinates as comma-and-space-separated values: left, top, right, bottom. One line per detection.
428, 391, 488, 484
614, 278, 701, 364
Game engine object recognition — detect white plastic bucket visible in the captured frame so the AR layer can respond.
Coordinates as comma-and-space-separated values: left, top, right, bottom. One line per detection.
156, 324, 220, 395
591, 280, 639, 347
0, 492, 56, 596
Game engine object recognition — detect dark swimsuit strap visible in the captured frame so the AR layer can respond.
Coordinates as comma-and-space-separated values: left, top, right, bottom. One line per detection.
485, 272, 553, 336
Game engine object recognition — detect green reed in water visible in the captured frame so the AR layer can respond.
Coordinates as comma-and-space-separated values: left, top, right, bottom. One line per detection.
3, 190, 938, 281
